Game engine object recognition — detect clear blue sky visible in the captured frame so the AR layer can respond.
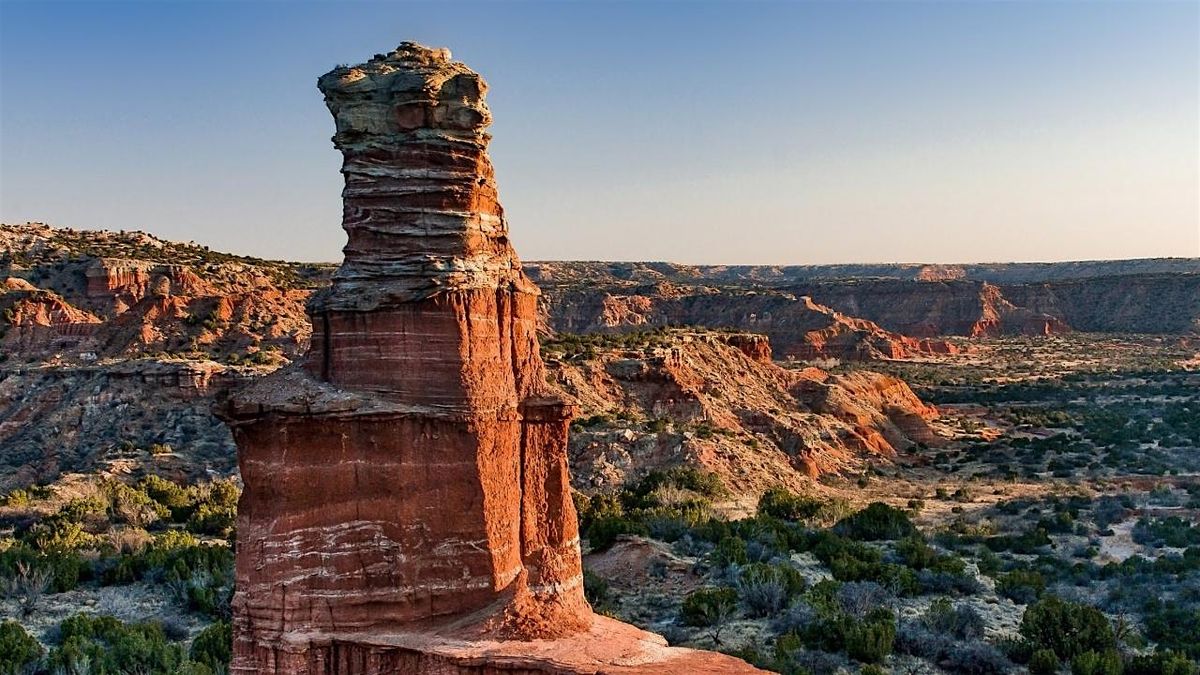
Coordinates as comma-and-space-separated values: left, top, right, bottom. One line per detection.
1, 1, 1197, 264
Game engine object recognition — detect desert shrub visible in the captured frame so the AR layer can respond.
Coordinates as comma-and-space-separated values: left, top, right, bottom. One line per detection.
689, 518, 736, 546
941, 641, 1012, 675
729, 515, 805, 554
977, 547, 1002, 577
844, 612, 896, 664
1029, 648, 1060, 675
835, 559, 917, 596
623, 467, 727, 507
1133, 516, 1200, 548
792, 603, 896, 665
99, 531, 233, 618
895, 536, 975, 595
776, 645, 849, 675
757, 487, 823, 522
901, 617, 1011, 672
809, 531, 918, 595
23, 505, 104, 552
47, 614, 185, 674
738, 572, 786, 617
1092, 495, 1133, 529
834, 502, 917, 541
1070, 650, 1123, 675
0, 489, 34, 508
1020, 596, 1116, 662
923, 597, 985, 640
639, 502, 714, 542
996, 568, 1046, 604
896, 622, 955, 661
896, 535, 938, 569
139, 476, 192, 519
836, 581, 891, 618
0, 620, 42, 674
584, 515, 648, 552
189, 620, 231, 672
802, 579, 843, 614
578, 470, 725, 550
0, 544, 86, 593
680, 587, 739, 628
127, 477, 240, 534
1125, 651, 1199, 675
573, 492, 623, 534
1142, 602, 1200, 658
917, 568, 983, 595
183, 478, 237, 535
187, 501, 236, 537
737, 563, 806, 617
756, 487, 850, 526
772, 598, 820, 636
897, 536, 967, 574
744, 536, 777, 563
583, 570, 609, 606
710, 536, 749, 568
103, 480, 168, 527
986, 526, 1052, 554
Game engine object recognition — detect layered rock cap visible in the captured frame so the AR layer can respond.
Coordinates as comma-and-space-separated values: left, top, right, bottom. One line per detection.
314, 42, 530, 312
222, 42, 762, 674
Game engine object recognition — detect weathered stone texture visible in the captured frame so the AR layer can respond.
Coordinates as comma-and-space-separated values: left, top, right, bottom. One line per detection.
223, 42, 760, 674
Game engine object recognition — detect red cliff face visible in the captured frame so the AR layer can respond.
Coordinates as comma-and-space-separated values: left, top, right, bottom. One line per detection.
540, 286, 960, 361
0, 280, 101, 352
221, 43, 760, 674
86, 259, 217, 315
545, 330, 943, 492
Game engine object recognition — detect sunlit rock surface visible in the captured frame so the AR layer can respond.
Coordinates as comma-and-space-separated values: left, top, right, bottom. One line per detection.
222, 42, 762, 674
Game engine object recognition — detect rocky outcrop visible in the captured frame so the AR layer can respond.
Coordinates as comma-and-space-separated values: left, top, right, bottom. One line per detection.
720, 332, 772, 363
2, 227, 317, 363
546, 330, 942, 491
0, 281, 101, 352
0, 359, 238, 490
220, 43, 759, 675
85, 258, 216, 315
915, 265, 967, 282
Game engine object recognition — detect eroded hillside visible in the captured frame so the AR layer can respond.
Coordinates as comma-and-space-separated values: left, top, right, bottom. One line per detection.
544, 329, 943, 495
0, 223, 331, 488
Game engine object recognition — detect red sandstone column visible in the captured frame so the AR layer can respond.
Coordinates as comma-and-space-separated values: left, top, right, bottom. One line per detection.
223, 42, 588, 675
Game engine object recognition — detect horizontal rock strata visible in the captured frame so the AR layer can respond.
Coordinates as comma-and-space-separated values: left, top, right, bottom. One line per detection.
223, 42, 760, 674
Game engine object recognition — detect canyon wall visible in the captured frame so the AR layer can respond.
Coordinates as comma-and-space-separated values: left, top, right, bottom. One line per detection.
526, 259, 1200, 286
545, 330, 941, 491
220, 43, 759, 674
531, 263, 1200, 339
539, 283, 961, 360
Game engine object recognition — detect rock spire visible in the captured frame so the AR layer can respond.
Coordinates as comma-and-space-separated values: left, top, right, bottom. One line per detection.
222, 42, 761, 674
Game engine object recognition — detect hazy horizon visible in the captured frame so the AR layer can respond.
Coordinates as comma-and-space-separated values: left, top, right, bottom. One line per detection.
2, 1, 1197, 265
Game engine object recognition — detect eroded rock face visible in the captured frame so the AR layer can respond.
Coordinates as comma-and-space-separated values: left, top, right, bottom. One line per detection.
222, 43, 760, 674
530, 261, 1200, 337
538, 283, 961, 361
546, 330, 942, 491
